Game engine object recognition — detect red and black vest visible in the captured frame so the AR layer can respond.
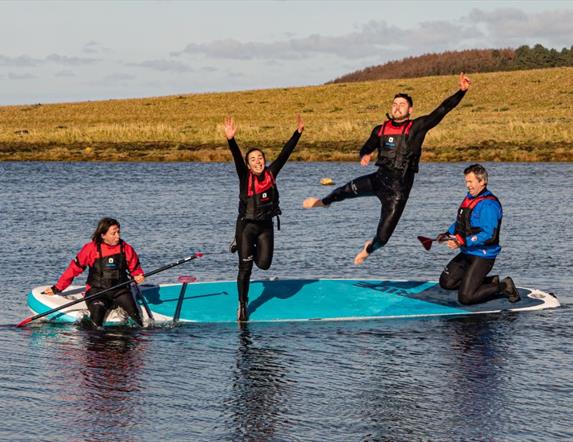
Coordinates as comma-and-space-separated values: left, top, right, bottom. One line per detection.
86, 240, 130, 293
242, 168, 281, 221
454, 193, 501, 246
376, 120, 416, 171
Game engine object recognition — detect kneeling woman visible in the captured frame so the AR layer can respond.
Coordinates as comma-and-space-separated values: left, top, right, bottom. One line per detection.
225, 114, 304, 321
44, 217, 145, 327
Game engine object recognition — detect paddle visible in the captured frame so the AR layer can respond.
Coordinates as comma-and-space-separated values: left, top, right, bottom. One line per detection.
173, 276, 197, 323
417, 235, 456, 251
16, 253, 203, 327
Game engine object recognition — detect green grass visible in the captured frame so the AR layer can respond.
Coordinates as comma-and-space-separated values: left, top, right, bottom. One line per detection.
1, 67, 572, 162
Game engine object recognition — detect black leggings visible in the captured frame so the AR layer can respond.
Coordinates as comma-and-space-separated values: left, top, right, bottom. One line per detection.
86, 288, 143, 327
322, 169, 414, 253
439, 253, 500, 305
236, 219, 274, 303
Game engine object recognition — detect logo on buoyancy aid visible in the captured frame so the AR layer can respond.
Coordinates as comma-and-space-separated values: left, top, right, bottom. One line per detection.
245, 168, 281, 220
377, 120, 414, 169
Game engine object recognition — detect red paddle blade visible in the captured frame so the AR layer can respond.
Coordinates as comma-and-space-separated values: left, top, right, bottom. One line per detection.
16, 317, 33, 328
417, 236, 433, 251
177, 276, 197, 284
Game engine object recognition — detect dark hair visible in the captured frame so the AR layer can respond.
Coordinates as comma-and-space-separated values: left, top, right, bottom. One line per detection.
244, 148, 265, 165
463, 163, 488, 184
91, 217, 120, 243
394, 93, 413, 107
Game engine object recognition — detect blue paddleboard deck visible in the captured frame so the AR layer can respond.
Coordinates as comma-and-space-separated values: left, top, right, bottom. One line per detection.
27, 279, 560, 324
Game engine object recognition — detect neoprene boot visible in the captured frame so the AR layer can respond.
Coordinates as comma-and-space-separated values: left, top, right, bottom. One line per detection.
501, 277, 520, 303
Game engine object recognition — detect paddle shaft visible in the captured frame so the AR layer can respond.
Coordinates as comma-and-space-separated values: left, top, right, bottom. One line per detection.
17, 254, 202, 327
173, 282, 188, 323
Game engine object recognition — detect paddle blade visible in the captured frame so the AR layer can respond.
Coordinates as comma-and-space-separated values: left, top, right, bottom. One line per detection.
177, 276, 197, 284
417, 236, 433, 251
16, 317, 33, 328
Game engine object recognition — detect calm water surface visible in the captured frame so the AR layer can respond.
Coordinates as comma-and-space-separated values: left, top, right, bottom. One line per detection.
1, 162, 572, 441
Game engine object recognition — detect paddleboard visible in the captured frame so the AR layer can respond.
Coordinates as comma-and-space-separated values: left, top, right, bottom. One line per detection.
26, 279, 560, 325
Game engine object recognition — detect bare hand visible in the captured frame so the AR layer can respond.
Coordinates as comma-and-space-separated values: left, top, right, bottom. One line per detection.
224, 116, 237, 140
296, 113, 304, 133
447, 239, 460, 250
459, 72, 471, 91
360, 153, 372, 167
43, 287, 55, 296
134, 274, 145, 284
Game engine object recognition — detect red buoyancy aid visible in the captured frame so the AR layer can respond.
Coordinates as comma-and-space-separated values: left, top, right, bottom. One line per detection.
244, 168, 281, 221
454, 194, 501, 246
376, 120, 415, 171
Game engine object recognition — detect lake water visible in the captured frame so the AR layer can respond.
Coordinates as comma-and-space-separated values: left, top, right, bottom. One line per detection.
1, 161, 572, 441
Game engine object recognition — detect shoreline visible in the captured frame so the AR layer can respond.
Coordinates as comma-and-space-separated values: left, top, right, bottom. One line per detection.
1, 141, 571, 162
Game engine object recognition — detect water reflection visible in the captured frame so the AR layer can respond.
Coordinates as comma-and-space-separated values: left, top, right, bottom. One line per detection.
67, 329, 147, 442
225, 324, 292, 440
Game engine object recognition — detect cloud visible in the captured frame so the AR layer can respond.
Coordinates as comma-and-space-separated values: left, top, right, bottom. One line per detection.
172, 20, 478, 61
127, 59, 193, 73
55, 70, 76, 78
46, 53, 99, 66
0, 55, 41, 67
8, 72, 37, 80
172, 7, 573, 63
467, 7, 573, 46
83, 41, 112, 54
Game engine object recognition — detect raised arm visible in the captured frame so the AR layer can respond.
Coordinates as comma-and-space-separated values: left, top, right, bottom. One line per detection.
224, 116, 248, 178
415, 72, 470, 132
269, 113, 304, 176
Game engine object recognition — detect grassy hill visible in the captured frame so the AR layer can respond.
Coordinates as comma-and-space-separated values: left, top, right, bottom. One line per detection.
1, 67, 572, 162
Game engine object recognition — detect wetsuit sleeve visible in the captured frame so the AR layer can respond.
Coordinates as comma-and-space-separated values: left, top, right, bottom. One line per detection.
269, 130, 301, 177
414, 89, 466, 132
465, 201, 501, 246
53, 243, 93, 292
124, 244, 144, 277
227, 138, 248, 179
359, 126, 382, 157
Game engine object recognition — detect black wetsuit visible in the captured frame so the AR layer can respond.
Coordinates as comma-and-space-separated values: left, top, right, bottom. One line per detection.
86, 242, 143, 327
322, 89, 466, 254
228, 131, 301, 303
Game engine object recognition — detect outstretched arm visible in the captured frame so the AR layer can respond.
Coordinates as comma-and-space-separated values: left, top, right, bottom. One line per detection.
224, 116, 247, 178
270, 113, 303, 176
416, 72, 470, 132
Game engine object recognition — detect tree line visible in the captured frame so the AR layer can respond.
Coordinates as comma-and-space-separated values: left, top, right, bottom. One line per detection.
329, 44, 573, 83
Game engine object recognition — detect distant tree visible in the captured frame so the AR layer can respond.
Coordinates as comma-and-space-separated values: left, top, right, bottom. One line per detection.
329, 45, 572, 84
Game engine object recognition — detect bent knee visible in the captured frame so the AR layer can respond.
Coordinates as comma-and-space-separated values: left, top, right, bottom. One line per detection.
439, 272, 458, 290
457, 290, 477, 306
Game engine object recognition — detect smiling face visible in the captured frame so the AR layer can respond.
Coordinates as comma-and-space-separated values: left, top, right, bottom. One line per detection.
390, 97, 412, 121
465, 172, 486, 197
246, 149, 265, 176
101, 224, 121, 246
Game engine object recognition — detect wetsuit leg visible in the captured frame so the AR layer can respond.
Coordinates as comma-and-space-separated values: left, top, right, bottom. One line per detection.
254, 221, 274, 270
366, 170, 415, 254
113, 290, 144, 326
367, 194, 409, 253
457, 255, 498, 305
439, 253, 468, 290
321, 172, 377, 205
237, 221, 258, 304
86, 294, 113, 327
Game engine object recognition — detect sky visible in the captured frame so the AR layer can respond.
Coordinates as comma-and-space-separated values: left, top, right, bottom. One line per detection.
1, 0, 572, 105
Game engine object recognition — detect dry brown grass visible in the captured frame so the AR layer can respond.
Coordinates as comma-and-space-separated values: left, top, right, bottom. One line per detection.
1, 67, 573, 161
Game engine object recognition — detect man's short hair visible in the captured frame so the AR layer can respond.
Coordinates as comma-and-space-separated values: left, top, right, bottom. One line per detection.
464, 163, 488, 184
394, 93, 413, 107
